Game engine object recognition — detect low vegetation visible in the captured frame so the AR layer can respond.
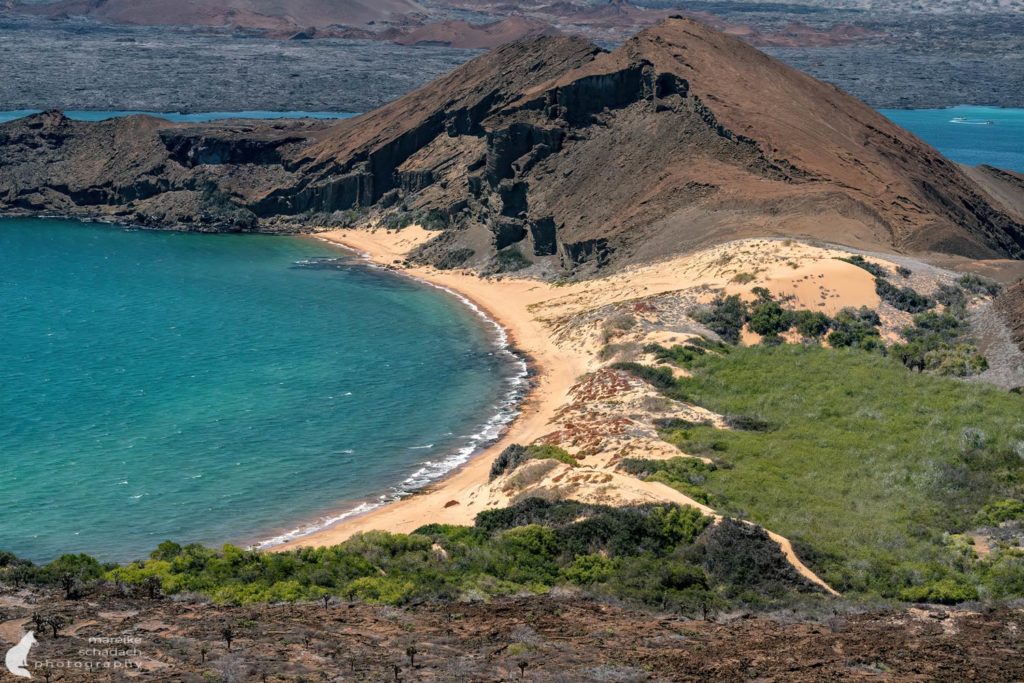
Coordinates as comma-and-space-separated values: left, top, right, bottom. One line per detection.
1, 501, 822, 614
490, 444, 577, 481
618, 344, 1024, 603
382, 208, 448, 231
434, 247, 474, 270
486, 246, 532, 274
691, 283, 989, 376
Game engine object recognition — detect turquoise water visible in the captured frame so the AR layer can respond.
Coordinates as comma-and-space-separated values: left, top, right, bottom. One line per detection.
880, 106, 1024, 173
0, 110, 357, 124
0, 218, 523, 563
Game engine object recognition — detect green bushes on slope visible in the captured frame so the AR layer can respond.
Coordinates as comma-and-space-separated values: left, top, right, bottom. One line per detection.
617, 344, 1024, 602
0, 499, 833, 614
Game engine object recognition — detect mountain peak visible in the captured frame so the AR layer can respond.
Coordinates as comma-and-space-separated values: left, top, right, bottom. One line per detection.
1, 19, 1022, 270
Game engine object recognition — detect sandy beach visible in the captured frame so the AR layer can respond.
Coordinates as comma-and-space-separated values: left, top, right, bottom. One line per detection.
278, 226, 589, 545
271, 228, 925, 594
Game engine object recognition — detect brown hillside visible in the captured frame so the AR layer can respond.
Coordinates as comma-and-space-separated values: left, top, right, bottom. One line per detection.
1, 18, 1023, 272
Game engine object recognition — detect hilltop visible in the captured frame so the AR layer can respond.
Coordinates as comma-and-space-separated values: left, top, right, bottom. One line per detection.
2, 17, 1023, 273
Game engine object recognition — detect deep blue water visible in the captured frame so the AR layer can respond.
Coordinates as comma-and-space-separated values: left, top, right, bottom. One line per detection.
0, 110, 357, 124
880, 106, 1024, 173
0, 218, 523, 562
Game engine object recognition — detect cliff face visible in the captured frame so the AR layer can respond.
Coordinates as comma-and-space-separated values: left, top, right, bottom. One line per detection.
2, 18, 1024, 271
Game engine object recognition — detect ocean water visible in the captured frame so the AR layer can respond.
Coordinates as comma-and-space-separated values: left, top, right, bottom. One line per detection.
0, 110, 357, 124
0, 218, 524, 562
880, 106, 1024, 173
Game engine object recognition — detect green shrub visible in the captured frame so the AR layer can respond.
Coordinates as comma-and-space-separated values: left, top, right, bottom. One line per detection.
748, 299, 793, 336
792, 310, 832, 339
974, 499, 1024, 526
725, 414, 773, 431
526, 444, 577, 467
904, 312, 964, 343
611, 362, 679, 392
41, 553, 106, 598
652, 417, 706, 431
924, 344, 988, 377
935, 284, 968, 318
692, 295, 747, 344
490, 247, 532, 273
646, 343, 701, 366
838, 255, 889, 278
620, 457, 718, 504
891, 311, 984, 374
958, 273, 1002, 297
561, 554, 619, 585
827, 307, 883, 351
383, 209, 447, 231
687, 337, 731, 354
607, 554, 711, 613
875, 278, 933, 313
490, 444, 530, 480
899, 576, 978, 604
695, 519, 818, 597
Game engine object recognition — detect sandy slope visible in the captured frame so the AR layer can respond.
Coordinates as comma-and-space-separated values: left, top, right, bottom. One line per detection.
275, 228, 930, 594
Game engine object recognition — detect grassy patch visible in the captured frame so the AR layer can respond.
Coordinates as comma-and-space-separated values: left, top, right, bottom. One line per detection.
636, 345, 1024, 600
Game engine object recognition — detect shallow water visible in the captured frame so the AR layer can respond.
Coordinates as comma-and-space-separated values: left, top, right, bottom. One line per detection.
0, 218, 523, 562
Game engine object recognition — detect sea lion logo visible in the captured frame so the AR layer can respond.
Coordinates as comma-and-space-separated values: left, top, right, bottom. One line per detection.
4, 631, 36, 679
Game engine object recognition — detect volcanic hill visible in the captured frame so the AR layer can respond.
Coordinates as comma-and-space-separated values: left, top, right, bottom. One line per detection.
2, 17, 1023, 272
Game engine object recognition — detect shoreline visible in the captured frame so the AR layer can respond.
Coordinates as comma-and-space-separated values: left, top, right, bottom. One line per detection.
271, 226, 588, 549
250, 235, 532, 550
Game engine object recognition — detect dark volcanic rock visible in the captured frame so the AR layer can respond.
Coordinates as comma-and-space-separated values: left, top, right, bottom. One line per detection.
2, 18, 1024, 273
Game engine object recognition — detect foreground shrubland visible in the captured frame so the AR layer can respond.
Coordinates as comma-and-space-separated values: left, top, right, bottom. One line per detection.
1, 500, 822, 614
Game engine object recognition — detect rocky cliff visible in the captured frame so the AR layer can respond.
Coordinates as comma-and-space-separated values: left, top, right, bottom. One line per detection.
2, 17, 1024, 273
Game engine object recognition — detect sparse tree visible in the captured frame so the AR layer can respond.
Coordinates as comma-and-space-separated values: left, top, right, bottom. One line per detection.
30, 612, 45, 634
518, 660, 529, 679
10, 564, 32, 588
222, 624, 235, 652
405, 645, 417, 668
43, 614, 68, 637
59, 572, 76, 600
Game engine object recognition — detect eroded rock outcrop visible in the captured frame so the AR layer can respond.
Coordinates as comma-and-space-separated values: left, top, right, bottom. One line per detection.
2, 18, 1024, 272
